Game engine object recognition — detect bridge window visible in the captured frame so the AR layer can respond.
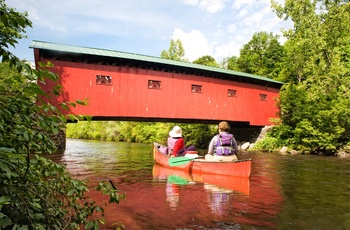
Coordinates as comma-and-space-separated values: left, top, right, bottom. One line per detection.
191, 84, 202, 93
227, 89, 237, 97
148, 80, 161, 89
96, 75, 112, 85
260, 94, 267, 101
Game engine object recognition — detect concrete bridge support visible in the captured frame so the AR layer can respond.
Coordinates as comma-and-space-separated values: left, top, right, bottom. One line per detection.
232, 126, 265, 143
52, 129, 66, 150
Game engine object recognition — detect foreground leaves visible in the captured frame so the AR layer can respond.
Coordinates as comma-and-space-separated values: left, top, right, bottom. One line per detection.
1, 2, 125, 228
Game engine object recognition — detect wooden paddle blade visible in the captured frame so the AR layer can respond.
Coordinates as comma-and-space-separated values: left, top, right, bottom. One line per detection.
168, 156, 193, 167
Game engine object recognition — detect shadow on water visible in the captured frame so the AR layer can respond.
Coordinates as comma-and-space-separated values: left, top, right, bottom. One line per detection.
50, 139, 350, 230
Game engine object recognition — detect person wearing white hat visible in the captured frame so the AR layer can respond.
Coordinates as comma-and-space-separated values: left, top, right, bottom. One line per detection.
167, 126, 197, 157
167, 126, 186, 157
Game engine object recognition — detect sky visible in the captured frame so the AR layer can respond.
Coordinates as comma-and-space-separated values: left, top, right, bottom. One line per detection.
6, 0, 292, 63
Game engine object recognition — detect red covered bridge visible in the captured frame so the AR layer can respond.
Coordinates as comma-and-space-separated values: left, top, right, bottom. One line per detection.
30, 40, 283, 128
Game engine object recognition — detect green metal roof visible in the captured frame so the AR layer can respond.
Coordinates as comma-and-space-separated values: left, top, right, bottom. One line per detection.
30, 40, 283, 86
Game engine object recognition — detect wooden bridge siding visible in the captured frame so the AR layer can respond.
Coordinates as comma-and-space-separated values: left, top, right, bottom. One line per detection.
192, 77, 279, 124
41, 60, 279, 126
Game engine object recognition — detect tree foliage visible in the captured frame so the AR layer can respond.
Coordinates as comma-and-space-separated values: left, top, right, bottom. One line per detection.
0, 0, 31, 64
236, 31, 284, 80
267, 0, 350, 154
221, 56, 240, 71
193, 55, 220, 68
160, 39, 188, 61
67, 121, 216, 149
0, 1, 124, 229
67, 121, 121, 141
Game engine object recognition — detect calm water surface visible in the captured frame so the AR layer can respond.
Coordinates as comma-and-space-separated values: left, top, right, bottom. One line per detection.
50, 139, 350, 230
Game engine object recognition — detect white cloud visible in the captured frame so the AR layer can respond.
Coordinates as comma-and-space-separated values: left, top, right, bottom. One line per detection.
182, 0, 200, 5
198, 0, 228, 13
241, 12, 265, 27
182, 0, 228, 13
236, 8, 249, 18
172, 29, 212, 62
6, 0, 292, 63
232, 0, 255, 10
171, 28, 246, 62
232, 0, 276, 10
214, 40, 242, 59
11, 0, 174, 37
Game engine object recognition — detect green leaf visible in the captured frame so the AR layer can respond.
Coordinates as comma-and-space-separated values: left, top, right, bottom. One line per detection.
23, 130, 29, 140
60, 103, 69, 110
26, 85, 45, 95
0, 147, 15, 153
76, 99, 88, 106
67, 189, 75, 196
0, 216, 12, 228
17, 225, 29, 230
0, 196, 11, 205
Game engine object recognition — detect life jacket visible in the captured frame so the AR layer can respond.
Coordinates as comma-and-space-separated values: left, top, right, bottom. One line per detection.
214, 133, 236, 156
167, 137, 186, 156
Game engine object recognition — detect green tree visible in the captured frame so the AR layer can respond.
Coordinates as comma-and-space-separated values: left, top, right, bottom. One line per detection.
160, 39, 188, 61
221, 56, 240, 71
193, 55, 220, 68
0, 1, 123, 229
0, 0, 31, 63
267, 0, 350, 154
67, 121, 121, 141
237, 31, 284, 80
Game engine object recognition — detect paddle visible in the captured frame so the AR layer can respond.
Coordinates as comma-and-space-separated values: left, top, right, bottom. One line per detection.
167, 175, 189, 185
168, 156, 203, 167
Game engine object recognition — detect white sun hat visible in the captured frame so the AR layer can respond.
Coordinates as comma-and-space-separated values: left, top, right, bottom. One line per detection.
169, 126, 182, 138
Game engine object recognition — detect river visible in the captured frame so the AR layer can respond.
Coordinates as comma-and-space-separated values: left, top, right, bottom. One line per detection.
50, 138, 350, 230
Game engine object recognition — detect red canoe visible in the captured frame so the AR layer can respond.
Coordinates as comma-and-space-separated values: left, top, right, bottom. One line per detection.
153, 142, 252, 178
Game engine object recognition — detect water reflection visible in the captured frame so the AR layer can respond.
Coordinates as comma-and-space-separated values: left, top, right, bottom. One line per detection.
49, 139, 350, 230
166, 181, 180, 210
153, 164, 250, 195
152, 163, 251, 218
204, 184, 232, 216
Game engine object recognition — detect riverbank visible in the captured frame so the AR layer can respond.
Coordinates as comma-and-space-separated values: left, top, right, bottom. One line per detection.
67, 121, 350, 157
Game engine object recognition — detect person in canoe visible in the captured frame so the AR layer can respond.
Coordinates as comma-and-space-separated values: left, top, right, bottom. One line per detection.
205, 121, 238, 162
167, 125, 196, 158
